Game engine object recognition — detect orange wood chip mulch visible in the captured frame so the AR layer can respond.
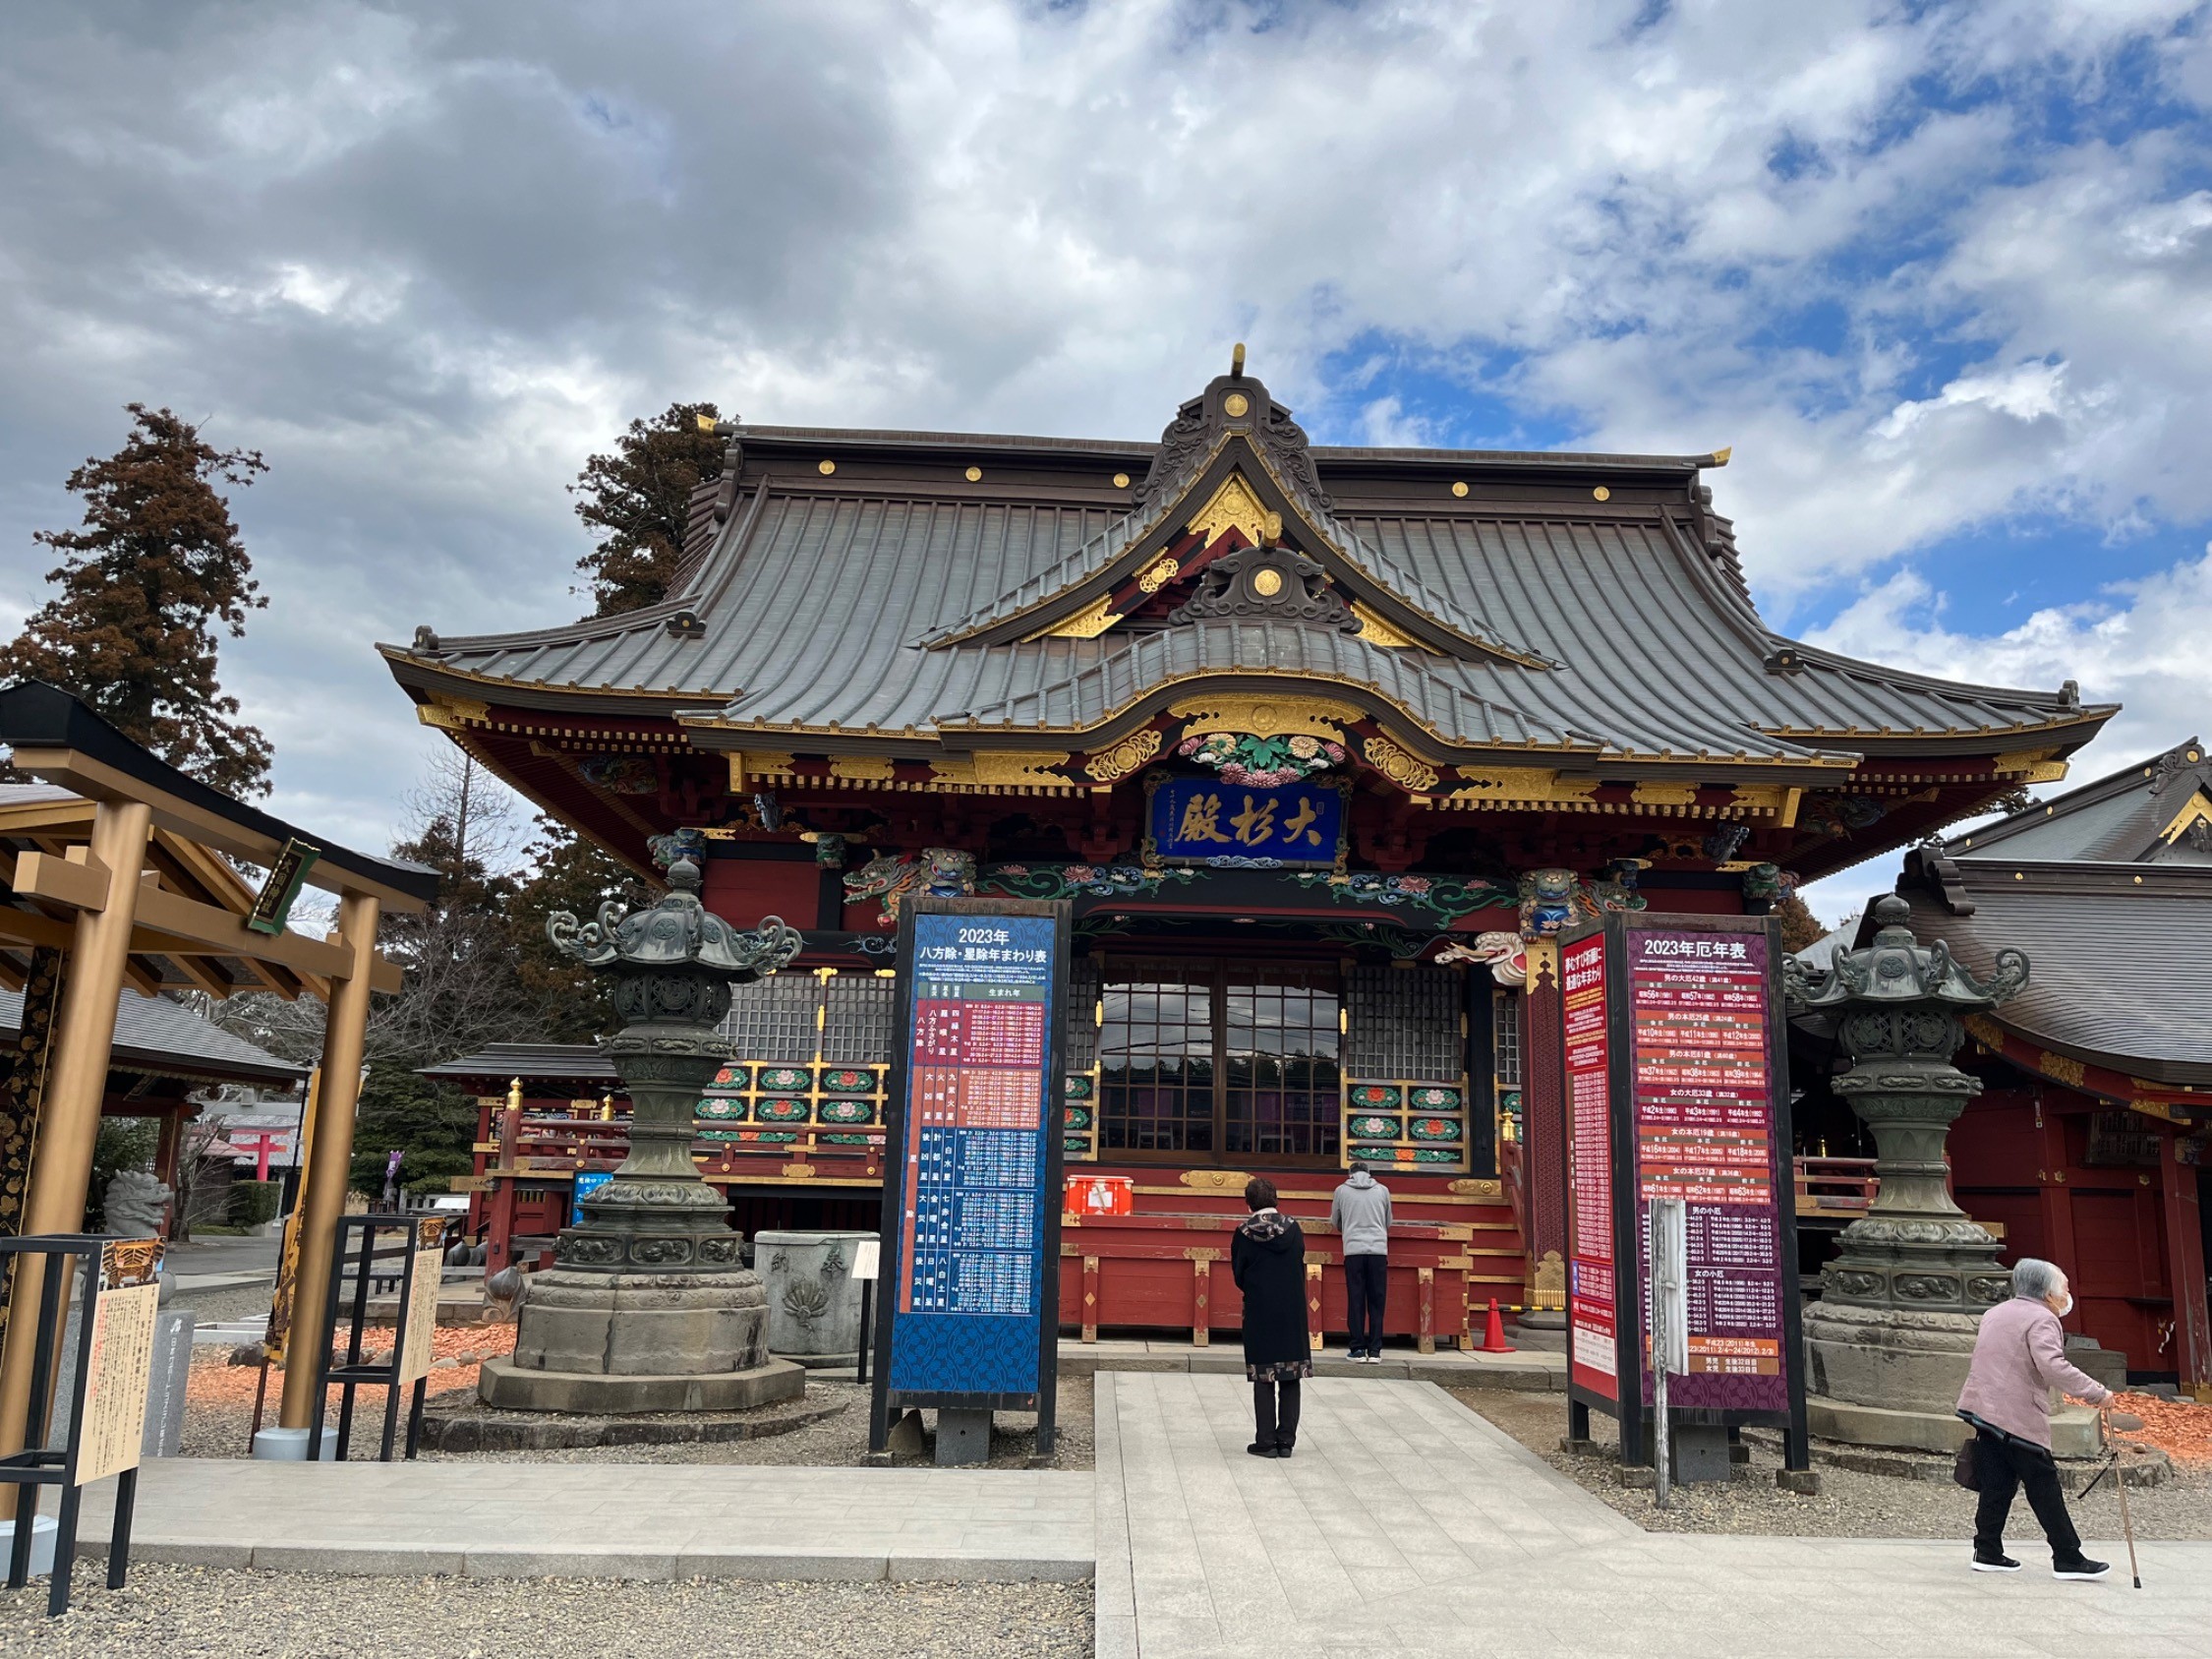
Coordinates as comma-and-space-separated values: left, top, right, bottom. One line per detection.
2109, 1390, 2212, 1469
185, 1325, 516, 1408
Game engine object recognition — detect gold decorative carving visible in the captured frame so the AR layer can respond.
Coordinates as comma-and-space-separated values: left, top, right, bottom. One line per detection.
2158, 791, 2212, 846
1045, 596, 1118, 639
1530, 1249, 1565, 1311
2040, 1050, 2087, 1089
416, 697, 490, 731
969, 750, 1074, 787
1451, 481, 1469, 499
1185, 471, 1272, 547
1084, 729, 1162, 783
964, 466, 982, 482
1252, 567, 1284, 597
927, 755, 976, 786
817, 459, 836, 475
1444, 766, 1599, 806
728, 752, 794, 790
1137, 557, 1180, 593
1446, 1178, 1503, 1199
1167, 694, 1358, 742
1223, 392, 1250, 418
1112, 472, 1131, 489
1726, 784, 1800, 823
1630, 781, 1700, 807
1993, 747, 2068, 785
1592, 486, 1610, 502
1361, 735, 1439, 794
1350, 603, 1417, 649
1180, 1169, 1252, 1191
827, 755, 897, 781
1961, 1013, 2005, 1048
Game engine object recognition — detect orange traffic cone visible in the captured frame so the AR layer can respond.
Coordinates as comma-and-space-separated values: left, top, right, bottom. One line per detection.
1477, 1298, 1516, 1354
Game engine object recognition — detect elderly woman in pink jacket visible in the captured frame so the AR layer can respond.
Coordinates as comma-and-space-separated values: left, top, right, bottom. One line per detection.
1955, 1258, 2114, 1579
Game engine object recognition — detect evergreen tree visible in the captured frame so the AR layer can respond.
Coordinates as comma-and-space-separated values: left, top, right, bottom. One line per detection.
508, 815, 648, 1044
570, 400, 724, 616
0, 404, 272, 796
1775, 890, 1830, 955
347, 1063, 479, 1198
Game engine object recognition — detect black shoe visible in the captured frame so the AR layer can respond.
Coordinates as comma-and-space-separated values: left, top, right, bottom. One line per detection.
1276, 1440, 1295, 1459
1247, 1442, 1278, 1457
1971, 1553, 2021, 1572
2052, 1558, 2111, 1581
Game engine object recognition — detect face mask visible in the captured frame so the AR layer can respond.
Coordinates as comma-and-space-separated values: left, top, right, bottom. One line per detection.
2051, 1291, 2073, 1317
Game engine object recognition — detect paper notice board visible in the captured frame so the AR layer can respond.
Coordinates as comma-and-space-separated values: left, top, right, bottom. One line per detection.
396, 1218, 446, 1387
75, 1239, 164, 1485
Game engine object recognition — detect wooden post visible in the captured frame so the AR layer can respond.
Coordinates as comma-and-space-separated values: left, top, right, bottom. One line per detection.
485, 1083, 523, 1275
2160, 1133, 2211, 1399
1192, 1253, 1211, 1347
1520, 942, 1568, 1276
278, 891, 380, 1431
1417, 1266, 1435, 1355
1307, 1260, 1324, 1352
1081, 1256, 1099, 1343
0, 800, 151, 1454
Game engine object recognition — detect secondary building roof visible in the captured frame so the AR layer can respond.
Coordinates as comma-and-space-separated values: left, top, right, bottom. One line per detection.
1892, 737, 2212, 1095
0, 985, 304, 1088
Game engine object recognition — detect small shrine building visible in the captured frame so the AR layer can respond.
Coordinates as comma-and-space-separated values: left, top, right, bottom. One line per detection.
383, 360, 2111, 1347
1891, 739, 2212, 1394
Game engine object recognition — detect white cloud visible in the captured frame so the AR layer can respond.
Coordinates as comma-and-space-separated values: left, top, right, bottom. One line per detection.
1792, 549, 2212, 925
2, 0, 2210, 851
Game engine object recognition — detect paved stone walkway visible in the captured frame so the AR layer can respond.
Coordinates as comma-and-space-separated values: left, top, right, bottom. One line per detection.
1094, 1372, 2212, 1657
67, 1457, 1091, 1582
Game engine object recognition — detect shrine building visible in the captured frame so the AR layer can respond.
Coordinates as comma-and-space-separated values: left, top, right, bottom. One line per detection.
382, 358, 2113, 1349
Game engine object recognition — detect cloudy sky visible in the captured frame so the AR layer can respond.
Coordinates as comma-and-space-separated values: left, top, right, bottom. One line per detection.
5, 0, 2210, 920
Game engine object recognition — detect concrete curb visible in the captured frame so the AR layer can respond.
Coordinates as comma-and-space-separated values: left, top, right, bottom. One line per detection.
83, 1538, 1094, 1584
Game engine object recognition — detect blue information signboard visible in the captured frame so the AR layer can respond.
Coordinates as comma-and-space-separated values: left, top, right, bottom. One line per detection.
871, 898, 1069, 1441
1147, 776, 1344, 866
572, 1169, 611, 1224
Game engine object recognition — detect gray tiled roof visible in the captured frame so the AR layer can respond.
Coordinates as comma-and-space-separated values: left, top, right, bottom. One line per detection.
0, 988, 304, 1085
1889, 739, 2212, 1085
387, 408, 2096, 763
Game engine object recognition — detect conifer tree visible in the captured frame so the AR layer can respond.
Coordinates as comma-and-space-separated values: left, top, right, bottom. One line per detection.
570, 400, 725, 616
1, 404, 272, 795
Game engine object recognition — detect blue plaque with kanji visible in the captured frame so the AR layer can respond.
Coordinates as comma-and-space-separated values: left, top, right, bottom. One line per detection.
1147, 777, 1344, 866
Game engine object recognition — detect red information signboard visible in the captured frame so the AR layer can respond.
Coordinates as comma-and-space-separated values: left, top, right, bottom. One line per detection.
1563, 934, 1615, 1399
1626, 926, 1790, 1411
1557, 912, 1805, 1456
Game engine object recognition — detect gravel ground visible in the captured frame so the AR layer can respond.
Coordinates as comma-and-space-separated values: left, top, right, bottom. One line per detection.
426, 1375, 1096, 1469
1449, 1388, 2212, 1540
0, 1566, 1092, 1659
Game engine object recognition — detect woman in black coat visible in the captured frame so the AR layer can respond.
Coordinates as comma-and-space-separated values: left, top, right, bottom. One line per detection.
1230, 1175, 1311, 1457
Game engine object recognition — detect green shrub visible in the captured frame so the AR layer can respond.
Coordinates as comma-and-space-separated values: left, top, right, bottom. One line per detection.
226, 1179, 281, 1228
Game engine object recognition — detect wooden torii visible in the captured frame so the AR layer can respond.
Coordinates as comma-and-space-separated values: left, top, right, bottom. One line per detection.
0, 681, 438, 1450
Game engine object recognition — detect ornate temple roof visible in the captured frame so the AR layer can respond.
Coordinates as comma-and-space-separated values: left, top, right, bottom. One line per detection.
1892, 738, 2212, 1089
384, 365, 2106, 786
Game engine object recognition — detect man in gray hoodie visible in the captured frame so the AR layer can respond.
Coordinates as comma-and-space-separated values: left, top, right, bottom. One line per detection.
1331, 1164, 1393, 1361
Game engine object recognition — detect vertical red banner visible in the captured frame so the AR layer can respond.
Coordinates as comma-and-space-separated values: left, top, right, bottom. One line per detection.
1562, 933, 1616, 1400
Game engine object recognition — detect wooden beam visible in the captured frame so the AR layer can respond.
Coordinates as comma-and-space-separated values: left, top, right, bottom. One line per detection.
132, 885, 403, 993
7, 745, 431, 913
11, 848, 112, 912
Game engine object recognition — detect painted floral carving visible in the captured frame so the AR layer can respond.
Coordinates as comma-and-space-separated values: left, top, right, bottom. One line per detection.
1177, 730, 1346, 788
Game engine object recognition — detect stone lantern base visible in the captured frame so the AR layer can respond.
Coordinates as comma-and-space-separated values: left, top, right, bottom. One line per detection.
481, 1268, 804, 1415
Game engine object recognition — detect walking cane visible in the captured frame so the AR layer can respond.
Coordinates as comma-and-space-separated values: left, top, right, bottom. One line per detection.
2102, 1404, 2144, 1590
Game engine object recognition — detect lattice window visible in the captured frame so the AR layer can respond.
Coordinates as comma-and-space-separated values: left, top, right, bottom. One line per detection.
1344, 965, 1462, 1080
823, 974, 894, 1064
1099, 965, 1215, 1155
1492, 987, 1522, 1087
720, 974, 818, 1062
1223, 968, 1341, 1160
1066, 958, 1102, 1073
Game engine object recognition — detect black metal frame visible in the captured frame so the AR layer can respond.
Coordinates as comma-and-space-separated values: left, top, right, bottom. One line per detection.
0, 1236, 143, 1618
1561, 912, 1811, 1473
870, 897, 1071, 1454
307, 1215, 444, 1462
